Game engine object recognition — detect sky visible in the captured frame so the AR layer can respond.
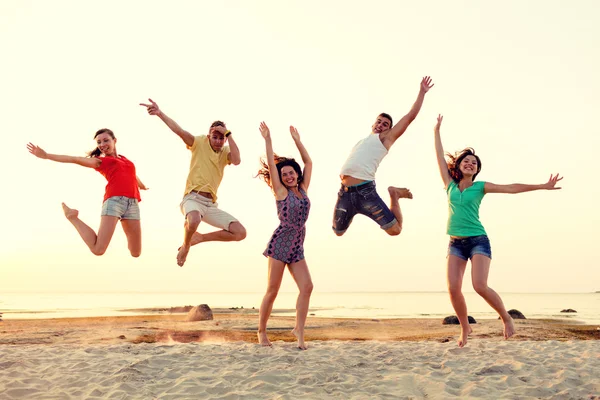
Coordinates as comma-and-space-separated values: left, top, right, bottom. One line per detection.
1, 0, 599, 295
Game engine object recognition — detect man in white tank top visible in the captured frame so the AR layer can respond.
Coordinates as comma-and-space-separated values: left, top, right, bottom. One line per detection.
333, 76, 434, 236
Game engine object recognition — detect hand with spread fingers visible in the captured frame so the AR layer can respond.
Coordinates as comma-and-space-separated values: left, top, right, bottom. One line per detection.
420, 76, 434, 93
542, 173, 563, 190
27, 143, 48, 159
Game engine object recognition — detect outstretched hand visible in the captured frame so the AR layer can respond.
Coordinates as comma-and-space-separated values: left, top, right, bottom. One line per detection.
259, 121, 270, 139
27, 143, 47, 159
139, 98, 161, 116
420, 76, 434, 93
435, 114, 443, 131
543, 174, 563, 190
290, 126, 300, 142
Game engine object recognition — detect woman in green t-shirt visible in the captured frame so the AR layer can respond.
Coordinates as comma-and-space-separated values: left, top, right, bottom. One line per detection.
434, 114, 562, 347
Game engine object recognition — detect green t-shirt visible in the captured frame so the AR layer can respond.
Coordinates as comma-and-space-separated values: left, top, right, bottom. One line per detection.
446, 181, 487, 237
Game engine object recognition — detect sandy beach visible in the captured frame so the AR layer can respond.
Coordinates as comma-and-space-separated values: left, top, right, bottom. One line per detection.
1, 313, 599, 399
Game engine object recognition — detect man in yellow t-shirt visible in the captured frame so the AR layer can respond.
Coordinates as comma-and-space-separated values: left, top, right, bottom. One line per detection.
140, 99, 246, 267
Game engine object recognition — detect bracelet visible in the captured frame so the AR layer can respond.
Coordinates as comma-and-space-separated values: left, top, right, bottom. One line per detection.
225, 130, 232, 137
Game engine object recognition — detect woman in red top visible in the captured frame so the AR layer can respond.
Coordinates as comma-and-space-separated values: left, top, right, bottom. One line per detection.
27, 128, 147, 257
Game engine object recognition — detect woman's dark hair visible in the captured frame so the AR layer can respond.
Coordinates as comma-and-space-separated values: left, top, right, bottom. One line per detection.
257, 154, 303, 189
87, 128, 115, 158
446, 147, 482, 183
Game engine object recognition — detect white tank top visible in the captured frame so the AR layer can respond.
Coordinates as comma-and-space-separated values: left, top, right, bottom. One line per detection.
340, 134, 388, 180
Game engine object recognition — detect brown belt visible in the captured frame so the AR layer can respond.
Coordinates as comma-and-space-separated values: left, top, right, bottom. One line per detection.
190, 190, 212, 199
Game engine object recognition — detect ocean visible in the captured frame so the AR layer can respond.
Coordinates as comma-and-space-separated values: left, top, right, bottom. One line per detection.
1, 291, 599, 324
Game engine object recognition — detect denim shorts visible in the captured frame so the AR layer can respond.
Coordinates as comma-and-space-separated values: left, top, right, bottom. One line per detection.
447, 235, 492, 260
332, 181, 397, 234
101, 196, 140, 220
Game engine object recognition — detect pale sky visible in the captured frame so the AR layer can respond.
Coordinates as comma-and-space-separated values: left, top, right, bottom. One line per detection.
2, 0, 598, 294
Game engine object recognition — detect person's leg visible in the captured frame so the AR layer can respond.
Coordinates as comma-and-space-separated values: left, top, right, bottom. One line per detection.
120, 199, 142, 257
191, 221, 246, 244
258, 258, 286, 346
384, 187, 413, 236
62, 203, 119, 256
471, 255, 515, 340
354, 183, 403, 236
121, 220, 142, 257
447, 254, 470, 347
288, 259, 314, 350
332, 186, 356, 236
176, 210, 201, 267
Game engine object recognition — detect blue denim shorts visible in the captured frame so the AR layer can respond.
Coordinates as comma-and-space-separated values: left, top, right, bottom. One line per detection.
101, 196, 140, 220
447, 235, 492, 260
332, 181, 397, 234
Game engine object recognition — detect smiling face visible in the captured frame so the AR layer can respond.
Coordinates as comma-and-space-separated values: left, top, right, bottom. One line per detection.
371, 115, 392, 134
95, 132, 117, 156
459, 155, 479, 177
280, 165, 299, 188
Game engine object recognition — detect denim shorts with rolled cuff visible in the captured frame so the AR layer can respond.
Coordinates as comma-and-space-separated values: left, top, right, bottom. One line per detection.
332, 181, 397, 234
447, 235, 492, 260
101, 196, 140, 220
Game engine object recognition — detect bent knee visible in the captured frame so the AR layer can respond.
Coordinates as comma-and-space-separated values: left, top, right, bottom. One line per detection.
92, 248, 107, 256
229, 223, 247, 241
385, 225, 402, 236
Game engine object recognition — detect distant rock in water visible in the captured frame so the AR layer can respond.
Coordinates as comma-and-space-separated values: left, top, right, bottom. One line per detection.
442, 315, 477, 324
506, 309, 526, 319
560, 309, 577, 313
187, 304, 214, 321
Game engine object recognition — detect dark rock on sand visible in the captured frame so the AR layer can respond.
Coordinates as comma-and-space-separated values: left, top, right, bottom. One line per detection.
560, 309, 577, 313
187, 304, 214, 321
442, 315, 477, 324
499, 309, 526, 320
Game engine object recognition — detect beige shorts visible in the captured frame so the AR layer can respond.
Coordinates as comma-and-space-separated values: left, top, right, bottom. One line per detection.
180, 192, 238, 230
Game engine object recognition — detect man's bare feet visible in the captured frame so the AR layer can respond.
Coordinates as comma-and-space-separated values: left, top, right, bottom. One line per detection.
61, 203, 79, 220
388, 186, 413, 200
502, 317, 516, 339
458, 325, 473, 348
176, 245, 190, 267
292, 328, 307, 350
258, 331, 272, 347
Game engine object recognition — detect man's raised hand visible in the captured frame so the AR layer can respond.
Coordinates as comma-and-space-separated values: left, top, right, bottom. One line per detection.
139, 98, 161, 116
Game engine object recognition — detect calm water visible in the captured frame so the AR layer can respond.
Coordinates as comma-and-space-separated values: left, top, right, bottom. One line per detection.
1, 291, 599, 324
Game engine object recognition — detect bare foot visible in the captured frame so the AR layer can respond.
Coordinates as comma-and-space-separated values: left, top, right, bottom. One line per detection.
176, 245, 190, 267
458, 325, 473, 348
292, 328, 307, 350
388, 186, 413, 200
258, 331, 272, 347
61, 203, 79, 220
502, 317, 516, 339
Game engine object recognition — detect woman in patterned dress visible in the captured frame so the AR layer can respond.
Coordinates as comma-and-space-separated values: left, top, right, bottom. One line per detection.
257, 121, 313, 349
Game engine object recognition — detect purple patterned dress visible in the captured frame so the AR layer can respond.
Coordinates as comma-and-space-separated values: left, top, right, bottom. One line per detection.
263, 188, 311, 264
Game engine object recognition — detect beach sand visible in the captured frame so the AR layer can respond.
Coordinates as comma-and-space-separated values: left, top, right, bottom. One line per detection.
1, 313, 599, 399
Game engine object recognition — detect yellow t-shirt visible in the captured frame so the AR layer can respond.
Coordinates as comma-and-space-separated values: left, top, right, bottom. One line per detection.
184, 135, 231, 201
